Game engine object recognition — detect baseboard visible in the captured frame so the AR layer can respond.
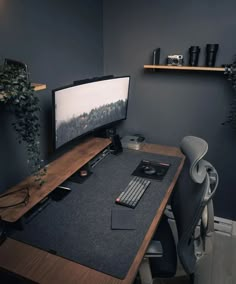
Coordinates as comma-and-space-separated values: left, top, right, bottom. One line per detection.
214, 216, 234, 236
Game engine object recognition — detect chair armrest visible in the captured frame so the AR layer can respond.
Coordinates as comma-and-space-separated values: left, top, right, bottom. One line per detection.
145, 240, 163, 258
164, 205, 175, 219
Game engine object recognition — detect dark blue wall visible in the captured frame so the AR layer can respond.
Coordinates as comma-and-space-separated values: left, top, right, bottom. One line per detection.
103, 0, 236, 220
1, 0, 236, 220
0, 0, 104, 191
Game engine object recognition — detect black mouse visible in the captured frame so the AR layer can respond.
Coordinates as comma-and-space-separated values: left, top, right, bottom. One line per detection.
143, 165, 156, 175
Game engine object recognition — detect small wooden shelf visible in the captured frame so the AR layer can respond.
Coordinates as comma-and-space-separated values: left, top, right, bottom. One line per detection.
0, 137, 111, 222
144, 65, 225, 72
31, 83, 47, 91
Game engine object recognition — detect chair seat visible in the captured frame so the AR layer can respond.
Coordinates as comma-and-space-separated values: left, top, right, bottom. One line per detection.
149, 215, 177, 278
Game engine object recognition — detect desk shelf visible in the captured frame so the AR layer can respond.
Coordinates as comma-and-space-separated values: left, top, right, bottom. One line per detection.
31, 83, 47, 91
0, 137, 111, 223
144, 64, 225, 72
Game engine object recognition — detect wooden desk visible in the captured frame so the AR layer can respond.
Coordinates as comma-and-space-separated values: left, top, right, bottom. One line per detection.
0, 140, 184, 284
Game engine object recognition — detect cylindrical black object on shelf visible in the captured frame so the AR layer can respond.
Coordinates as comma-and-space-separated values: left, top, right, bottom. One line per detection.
152, 48, 161, 65
189, 46, 201, 66
205, 44, 219, 67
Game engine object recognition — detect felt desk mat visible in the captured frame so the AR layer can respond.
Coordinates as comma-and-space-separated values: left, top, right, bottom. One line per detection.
10, 149, 182, 279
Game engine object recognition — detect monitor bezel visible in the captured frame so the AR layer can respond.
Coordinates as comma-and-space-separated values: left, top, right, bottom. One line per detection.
52, 75, 130, 151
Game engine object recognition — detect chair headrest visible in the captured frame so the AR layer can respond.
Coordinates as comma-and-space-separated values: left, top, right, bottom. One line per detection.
180, 136, 208, 183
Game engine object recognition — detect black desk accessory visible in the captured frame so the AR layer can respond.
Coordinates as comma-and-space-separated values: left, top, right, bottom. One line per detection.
24, 197, 52, 224
103, 128, 123, 155
68, 165, 93, 184
110, 134, 123, 155
50, 185, 71, 201
111, 208, 136, 230
132, 160, 170, 181
25, 186, 71, 223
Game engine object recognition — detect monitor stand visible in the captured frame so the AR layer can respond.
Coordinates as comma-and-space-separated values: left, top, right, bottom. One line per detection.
67, 145, 111, 184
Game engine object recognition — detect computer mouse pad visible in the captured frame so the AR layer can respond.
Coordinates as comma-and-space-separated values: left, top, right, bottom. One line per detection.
111, 208, 136, 230
132, 159, 170, 181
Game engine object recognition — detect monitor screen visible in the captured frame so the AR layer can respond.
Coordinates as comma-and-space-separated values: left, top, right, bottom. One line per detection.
53, 76, 130, 149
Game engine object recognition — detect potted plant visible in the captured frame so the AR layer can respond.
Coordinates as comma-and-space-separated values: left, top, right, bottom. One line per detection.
0, 62, 46, 186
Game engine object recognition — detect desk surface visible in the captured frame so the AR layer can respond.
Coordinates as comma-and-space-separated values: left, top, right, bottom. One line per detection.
0, 142, 184, 284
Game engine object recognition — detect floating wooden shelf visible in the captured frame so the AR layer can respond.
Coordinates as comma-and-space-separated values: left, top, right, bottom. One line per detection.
31, 83, 47, 91
144, 65, 225, 72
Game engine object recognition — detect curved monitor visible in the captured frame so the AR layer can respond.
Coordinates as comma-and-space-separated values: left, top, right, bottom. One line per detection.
53, 76, 130, 149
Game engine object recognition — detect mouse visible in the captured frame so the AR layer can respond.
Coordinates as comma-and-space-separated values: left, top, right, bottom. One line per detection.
143, 165, 156, 175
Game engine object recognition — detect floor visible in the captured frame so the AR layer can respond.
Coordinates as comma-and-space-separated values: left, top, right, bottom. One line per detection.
141, 218, 236, 284
207, 226, 236, 284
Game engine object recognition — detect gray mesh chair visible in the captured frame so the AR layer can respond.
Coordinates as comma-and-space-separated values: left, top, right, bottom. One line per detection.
139, 136, 218, 284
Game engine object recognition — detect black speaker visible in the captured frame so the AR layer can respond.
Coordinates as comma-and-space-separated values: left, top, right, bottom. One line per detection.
110, 134, 123, 155
188, 46, 200, 66
205, 44, 219, 67
152, 48, 161, 65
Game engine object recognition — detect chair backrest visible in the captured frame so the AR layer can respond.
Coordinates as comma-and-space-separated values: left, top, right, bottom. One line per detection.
171, 136, 218, 274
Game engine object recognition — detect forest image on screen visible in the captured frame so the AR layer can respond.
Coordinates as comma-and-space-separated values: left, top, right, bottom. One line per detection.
55, 77, 129, 148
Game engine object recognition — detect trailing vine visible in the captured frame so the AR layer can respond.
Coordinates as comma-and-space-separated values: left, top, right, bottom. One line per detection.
223, 56, 236, 128
0, 63, 46, 186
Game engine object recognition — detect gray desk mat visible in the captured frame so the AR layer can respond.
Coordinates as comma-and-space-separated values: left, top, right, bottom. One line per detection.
10, 149, 182, 279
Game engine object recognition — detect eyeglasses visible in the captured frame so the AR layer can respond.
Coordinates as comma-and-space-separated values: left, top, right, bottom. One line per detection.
0, 187, 30, 209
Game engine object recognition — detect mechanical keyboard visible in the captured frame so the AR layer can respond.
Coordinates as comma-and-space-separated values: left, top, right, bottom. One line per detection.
115, 176, 151, 208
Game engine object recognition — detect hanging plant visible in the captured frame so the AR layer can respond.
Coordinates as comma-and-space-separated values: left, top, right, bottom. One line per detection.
223, 56, 236, 128
0, 63, 46, 186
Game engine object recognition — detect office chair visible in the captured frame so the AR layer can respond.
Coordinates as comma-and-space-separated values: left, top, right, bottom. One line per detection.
139, 136, 218, 284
